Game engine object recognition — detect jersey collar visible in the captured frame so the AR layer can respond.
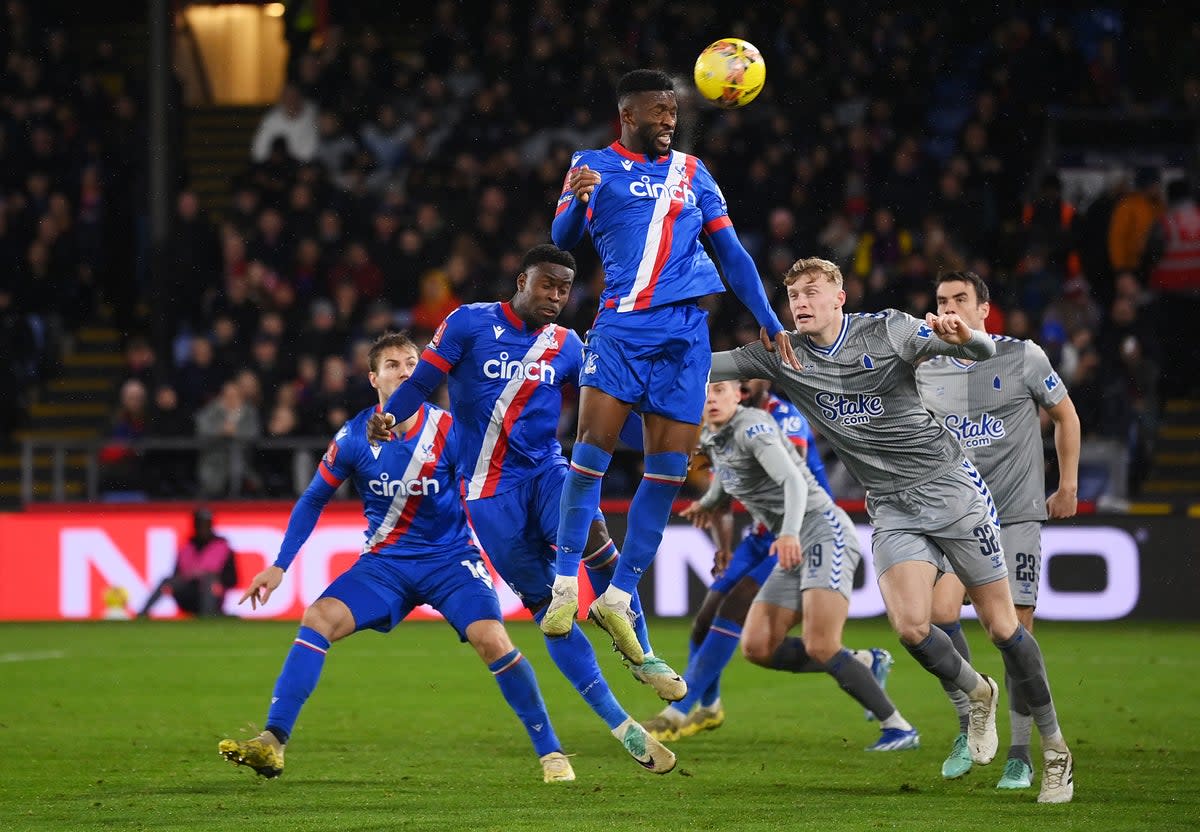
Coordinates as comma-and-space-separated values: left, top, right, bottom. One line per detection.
609, 140, 670, 164
950, 358, 976, 370
381, 402, 427, 441
803, 315, 850, 356
499, 301, 526, 331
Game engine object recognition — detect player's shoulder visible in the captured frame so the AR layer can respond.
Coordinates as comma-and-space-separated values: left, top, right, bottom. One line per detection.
572, 146, 619, 170
989, 332, 1027, 350
452, 301, 501, 323
733, 405, 778, 440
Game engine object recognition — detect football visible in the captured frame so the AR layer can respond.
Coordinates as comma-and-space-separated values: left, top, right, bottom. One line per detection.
693, 38, 766, 108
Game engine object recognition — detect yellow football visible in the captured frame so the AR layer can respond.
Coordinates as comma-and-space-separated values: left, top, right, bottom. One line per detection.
694, 38, 766, 108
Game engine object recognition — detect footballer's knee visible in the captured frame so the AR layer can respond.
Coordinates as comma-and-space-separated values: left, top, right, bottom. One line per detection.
301, 597, 355, 642
893, 620, 932, 647
803, 634, 841, 664
740, 628, 776, 667
466, 619, 515, 664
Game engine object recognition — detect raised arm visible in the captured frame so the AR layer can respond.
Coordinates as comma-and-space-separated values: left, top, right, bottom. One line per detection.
382, 359, 446, 423
551, 162, 600, 249
707, 226, 784, 337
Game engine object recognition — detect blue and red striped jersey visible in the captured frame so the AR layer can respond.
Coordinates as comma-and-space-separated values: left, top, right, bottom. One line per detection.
556, 142, 730, 312
318, 402, 474, 557
421, 301, 583, 500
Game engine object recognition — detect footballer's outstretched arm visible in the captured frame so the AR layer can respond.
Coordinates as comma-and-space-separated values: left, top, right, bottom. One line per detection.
707, 225, 784, 337
240, 470, 338, 608
381, 359, 446, 424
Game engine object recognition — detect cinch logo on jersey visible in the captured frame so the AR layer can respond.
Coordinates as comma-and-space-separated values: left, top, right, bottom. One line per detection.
368, 472, 441, 497
943, 412, 1006, 448
628, 175, 697, 205
815, 392, 884, 425
482, 351, 557, 384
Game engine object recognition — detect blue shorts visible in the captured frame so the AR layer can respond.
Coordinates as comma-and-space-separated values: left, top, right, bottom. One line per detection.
710, 530, 778, 593
320, 548, 502, 641
464, 460, 604, 609
582, 303, 711, 425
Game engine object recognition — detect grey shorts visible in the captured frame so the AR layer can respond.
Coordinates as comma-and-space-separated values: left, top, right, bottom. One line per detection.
755, 507, 861, 610
867, 460, 1008, 589
942, 520, 1042, 606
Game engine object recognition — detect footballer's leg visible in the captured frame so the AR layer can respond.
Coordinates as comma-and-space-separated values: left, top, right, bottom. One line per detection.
799, 589, 917, 751
582, 517, 685, 701
219, 593, 358, 777
547, 387, 628, 637
645, 574, 760, 739
591, 413, 695, 664
931, 571, 973, 778
970, 578, 1072, 803
997, 521, 1042, 790
877, 558, 998, 764
465, 619, 573, 782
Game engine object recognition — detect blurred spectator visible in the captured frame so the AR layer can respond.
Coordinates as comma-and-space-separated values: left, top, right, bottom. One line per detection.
258, 403, 302, 497
1022, 173, 1077, 271
251, 82, 319, 163
411, 268, 460, 335
854, 208, 912, 278
1146, 179, 1200, 396
145, 384, 194, 497
0, 285, 36, 441
138, 508, 237, 618
328, 242, 384, 299
176, 336, 228, 410
1109, 167, 1163, 274
99, 379, 149, 493
196, 380, 261, 497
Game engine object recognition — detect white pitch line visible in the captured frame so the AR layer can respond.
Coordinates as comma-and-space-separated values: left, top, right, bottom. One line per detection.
0, 650, 66, 664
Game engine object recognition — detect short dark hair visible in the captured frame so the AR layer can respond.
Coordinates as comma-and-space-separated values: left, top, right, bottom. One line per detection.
617, 69, 674, 102
368, 331, 418, 373
521, 244, 576, 275
936, 271, 990, 304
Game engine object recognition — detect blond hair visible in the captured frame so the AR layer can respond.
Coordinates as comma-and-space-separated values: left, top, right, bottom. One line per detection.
783, 257, 843, 288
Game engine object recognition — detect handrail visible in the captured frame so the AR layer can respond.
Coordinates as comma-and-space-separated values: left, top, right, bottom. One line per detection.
19, 436, 333, 503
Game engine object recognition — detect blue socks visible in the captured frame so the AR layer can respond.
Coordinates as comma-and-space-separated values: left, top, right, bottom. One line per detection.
534, 607, 629, 731
611, 452, 688, 594
669, 616, 741, 716
265, 626, 331, 744
556, 443, 612, 577
488, 649, 562, 757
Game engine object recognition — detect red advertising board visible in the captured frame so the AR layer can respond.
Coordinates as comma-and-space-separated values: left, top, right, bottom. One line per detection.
0, 505, 1190, 621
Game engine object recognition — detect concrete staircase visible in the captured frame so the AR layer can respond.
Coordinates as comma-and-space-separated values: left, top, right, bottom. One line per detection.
1140, 399, 1200, 508
184, 106, 265, 219
1, 326, 127, 506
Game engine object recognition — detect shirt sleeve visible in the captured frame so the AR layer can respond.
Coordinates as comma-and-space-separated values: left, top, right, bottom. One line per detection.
1022, 341, 1069, 408
710, 341, 784, 383
276, 423, 353, 570
697, 469, 731, 511
422, 306, 471, 372
695, 158, 733, 236
882, 310, 997, 364
743, 419, 807, 539
551, 151, 591, 248
316, 421, 355, 486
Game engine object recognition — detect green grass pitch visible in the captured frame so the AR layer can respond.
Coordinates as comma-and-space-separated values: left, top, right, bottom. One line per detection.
1, 619, 1197, 831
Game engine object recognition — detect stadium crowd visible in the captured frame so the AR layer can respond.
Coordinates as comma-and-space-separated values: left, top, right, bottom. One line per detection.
1, 1, 1194, 498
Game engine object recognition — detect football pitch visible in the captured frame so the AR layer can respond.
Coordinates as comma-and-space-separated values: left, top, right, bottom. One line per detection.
2, 618, 1197, 831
